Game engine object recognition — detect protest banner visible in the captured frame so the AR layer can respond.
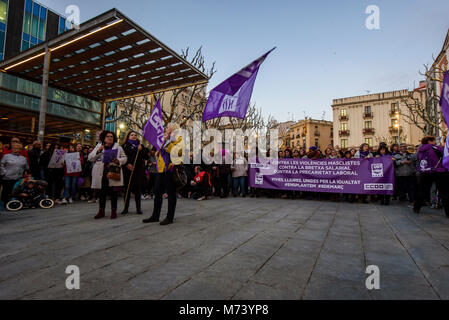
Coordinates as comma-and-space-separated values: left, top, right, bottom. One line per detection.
48, 149, 67, 169
249, 157, 394, 195
65, 152, 82, 174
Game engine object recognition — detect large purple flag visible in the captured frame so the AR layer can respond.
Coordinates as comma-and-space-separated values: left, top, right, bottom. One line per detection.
202, 48, 275, 122
440, 71, 449, 169
143, 98, 164, 151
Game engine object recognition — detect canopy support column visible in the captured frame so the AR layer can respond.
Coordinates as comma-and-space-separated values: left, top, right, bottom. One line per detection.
38, 46, 51, 142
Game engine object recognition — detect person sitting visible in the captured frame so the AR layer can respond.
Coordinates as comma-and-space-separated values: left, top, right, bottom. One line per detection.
12, 170, 40, 203
191, 166, 212, 201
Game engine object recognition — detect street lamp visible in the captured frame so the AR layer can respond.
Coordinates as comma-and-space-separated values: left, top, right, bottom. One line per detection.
394, 111, 401, 144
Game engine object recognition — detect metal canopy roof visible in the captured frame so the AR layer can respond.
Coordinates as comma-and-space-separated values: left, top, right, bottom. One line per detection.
0, 9, 209, 102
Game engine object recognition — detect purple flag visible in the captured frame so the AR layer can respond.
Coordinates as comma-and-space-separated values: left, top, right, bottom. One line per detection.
202, 48, 275, 122
440, 71, 449, 169
143, 98, 164, 151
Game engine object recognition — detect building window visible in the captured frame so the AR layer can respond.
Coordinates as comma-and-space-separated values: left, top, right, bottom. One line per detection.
341, 123, 348, 131
22, 0, 50, 51
59, 16, 70, 35
315, 138, 319, 147
365, 106, 372, 114
391, 118, 397, 127
391, 102, 399, 113
0, 0, 7, 61
341, 139, 348, 149
340, 109, 347, 117
365, 138, 373, 146
303, 138, 306, 148
364, 121, 372, 129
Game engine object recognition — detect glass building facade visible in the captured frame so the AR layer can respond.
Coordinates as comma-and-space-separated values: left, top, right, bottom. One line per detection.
0, 0, 8, 61
0, 72, 102, 126
0, 0, 69, 61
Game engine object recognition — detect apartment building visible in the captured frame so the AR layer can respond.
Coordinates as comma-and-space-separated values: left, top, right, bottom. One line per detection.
332, 89, 423, 150
285, 118, 333, 150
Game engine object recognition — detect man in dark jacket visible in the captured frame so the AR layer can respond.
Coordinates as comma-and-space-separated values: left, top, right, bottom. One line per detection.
413, 136, 449, 217
28, 141, 42, 180
393, 143, 417, 202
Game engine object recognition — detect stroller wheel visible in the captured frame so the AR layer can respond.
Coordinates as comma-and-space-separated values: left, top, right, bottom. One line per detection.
6, 200, 23, 212
39, 198, 55, 209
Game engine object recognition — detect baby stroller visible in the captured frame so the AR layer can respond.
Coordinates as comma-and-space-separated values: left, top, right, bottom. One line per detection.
6, 180, 54, 211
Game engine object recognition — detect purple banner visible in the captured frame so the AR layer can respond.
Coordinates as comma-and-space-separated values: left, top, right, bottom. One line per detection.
439, 70, 449, 170
202, 48, 275, 122
249, 157, 394, 195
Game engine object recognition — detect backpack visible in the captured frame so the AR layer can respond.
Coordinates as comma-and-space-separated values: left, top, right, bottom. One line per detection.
417, 146, 442, 173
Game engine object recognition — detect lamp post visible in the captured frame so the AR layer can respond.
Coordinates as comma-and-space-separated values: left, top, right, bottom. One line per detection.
394, 111, 401, 144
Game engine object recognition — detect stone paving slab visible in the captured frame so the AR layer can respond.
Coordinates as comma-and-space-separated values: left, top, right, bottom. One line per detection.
0, 197, 448, 300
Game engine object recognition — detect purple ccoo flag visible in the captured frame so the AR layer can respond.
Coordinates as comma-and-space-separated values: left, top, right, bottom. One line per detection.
202, 48, 276, 122
440, 71, 449, 169
143, 98, 164, 150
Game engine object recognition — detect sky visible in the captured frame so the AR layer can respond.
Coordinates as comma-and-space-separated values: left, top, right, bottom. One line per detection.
40, 0, 449, 122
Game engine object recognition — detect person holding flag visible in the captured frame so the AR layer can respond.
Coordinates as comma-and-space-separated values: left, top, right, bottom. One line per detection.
413, 70, 449, 218
142, 99, 184, 226
121, 130, 149, 215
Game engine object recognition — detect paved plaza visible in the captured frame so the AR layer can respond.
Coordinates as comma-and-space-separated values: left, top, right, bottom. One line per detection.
0, 197, 448, 300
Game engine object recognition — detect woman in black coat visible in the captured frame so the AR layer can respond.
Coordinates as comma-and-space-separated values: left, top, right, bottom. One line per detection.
121, 130, 149, 215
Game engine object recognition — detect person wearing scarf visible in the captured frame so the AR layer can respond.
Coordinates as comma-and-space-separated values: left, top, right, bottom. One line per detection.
376, 145, 392, 205
143, 123, 184, 226
355, 143, 373, 203
121, 131, 149, 215
355, 143, 373, 159
89, 131, 127, 220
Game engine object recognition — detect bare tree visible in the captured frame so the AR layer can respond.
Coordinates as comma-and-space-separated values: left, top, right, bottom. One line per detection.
401, 62, 445, 136
105, 47, 216, 130
157, 46, 216, 127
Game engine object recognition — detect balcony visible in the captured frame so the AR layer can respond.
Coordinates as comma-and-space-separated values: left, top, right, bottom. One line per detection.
339, 130, 350, 137
390, 109, 400, 117
363, 128, 375, 135
363, 112, 373, 119
339, 115, 348, 121
389, 126, 403, 134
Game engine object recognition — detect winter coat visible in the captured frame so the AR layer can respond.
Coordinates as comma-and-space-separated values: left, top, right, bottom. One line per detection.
231, 157, 248, 178
28, 148, 41, 178
393, 152, 416, 176
416, 144, 446, 174
157, 136, 184, 173
354, 151, 373, 159
122, 141, 149, 189
0, 153, 29, 180
88, 143, 127, 189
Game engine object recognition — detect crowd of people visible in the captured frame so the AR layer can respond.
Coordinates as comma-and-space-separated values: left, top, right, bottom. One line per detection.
1, 130, 448, 221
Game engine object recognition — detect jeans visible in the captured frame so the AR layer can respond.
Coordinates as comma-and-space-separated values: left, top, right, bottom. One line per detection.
63, 176, 78, 199
233, 176, 246, 196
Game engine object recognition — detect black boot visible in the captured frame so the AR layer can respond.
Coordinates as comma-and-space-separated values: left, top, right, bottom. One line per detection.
143, 216, 159, 223
160, 218, 173, 226
135, 194, 142, 215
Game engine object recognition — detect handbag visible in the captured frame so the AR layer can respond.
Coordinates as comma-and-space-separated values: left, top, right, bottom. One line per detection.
106, 162, 121, 181
172, 165, 187, 191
